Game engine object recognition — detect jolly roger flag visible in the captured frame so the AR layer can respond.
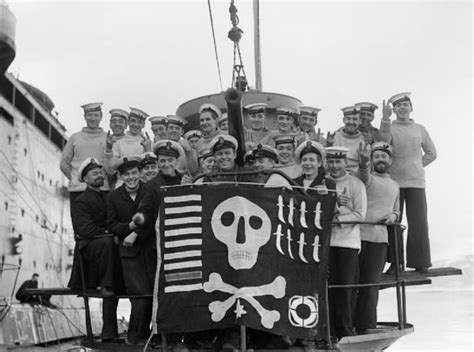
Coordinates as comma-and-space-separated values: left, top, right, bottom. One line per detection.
153, 183, 336, 339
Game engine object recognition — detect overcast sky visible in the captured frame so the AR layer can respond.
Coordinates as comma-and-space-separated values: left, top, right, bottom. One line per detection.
7, 0, 472, 261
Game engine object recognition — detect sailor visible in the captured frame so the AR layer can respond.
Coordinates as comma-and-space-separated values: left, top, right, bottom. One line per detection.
252, 143, 278, 170
243, 149, 256, 168
217, 112, 228, 132
379, 92, 437, 273
196, 146, 217, 174
196, 103, 224, 151
106, 108, 129, 189
243, 103, 272, 145
139, 152, 158, 182
106, 156, 153, 345
105, 107, 152, 186
267, 107, 308, 147
325, 146, 367, 339
293, 140, 335, 193
165, 115, 199, 175
149, 115, 168, 142
298, 106, 326, 145
68, 157, 122, 343
273, 135, 302, 179
355, 102, 381, 144
184, 129, 203, 150
60, 102, 109, 205
326, 106, 365, 175
354, 141, 400, 334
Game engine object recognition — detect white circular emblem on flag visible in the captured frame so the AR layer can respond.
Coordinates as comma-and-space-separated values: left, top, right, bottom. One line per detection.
288, 295, 318, 328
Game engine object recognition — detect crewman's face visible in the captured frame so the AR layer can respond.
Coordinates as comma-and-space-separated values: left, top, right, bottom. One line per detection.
327, 158, 347, 178
84, 167, 105, 187
255, 157, 275, 170
372, 150, 392, 173
188, 136, 201, 150
214, 148, 236, 171
359, 111, 374, 128
84, 111, 102, 129
299, 114, 317, 132
219, 120, 228, 131
151, 124, 167, 140
109, 116, 127, 136
167, 124, 183, 141
121, 167, 140, 190
249, 112, 265, 131
200, 112, 217, 133
276, 143, 295, 164
343, 114, 360, 133
393, 100, 412, 120
157, 155, 178, 175
200, 156, 217, 173
301, 152, 322, 178
277, 114, 294, 132
128, 116, 145, 136
140, 163, 158, 182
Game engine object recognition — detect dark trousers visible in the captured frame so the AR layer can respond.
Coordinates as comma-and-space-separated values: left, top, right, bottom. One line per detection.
355, 241, 387, 330
328, 247, 359, 338
128, 298, 152, 342
102, 297, 118, 340
387, 188, 431, 269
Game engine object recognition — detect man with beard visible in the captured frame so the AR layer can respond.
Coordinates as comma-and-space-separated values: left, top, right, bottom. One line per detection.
106, 108, 129, 188
139, 152, 158, 183
298, 106, 326, 145
60, 102, 110, 205
184, 130, 203, 150
273, 135, 302, 179
354, 141, 399, 334
326, 146, 367, 340
327, 106, 365, 175
379, 92, 437, 273
105, 107, 152, 186
244, 103, 272, 145
68, 158, 122, 343
165, 115, 198, 175
149, 116, 168, 142
355, 102, 381, 144
107, 156, 153, 345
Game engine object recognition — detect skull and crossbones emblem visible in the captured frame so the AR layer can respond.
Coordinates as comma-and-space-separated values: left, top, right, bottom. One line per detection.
204, 272, 286, 329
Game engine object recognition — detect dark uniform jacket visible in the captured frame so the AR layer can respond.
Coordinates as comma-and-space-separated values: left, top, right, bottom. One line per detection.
107, 182, 145, 257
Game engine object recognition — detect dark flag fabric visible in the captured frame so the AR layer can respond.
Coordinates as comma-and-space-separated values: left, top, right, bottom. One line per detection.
153, 182, 336, 339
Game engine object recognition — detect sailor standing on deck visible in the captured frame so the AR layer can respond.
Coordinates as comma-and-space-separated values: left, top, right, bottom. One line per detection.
106, 108, 129, 189
184, 130, 203, 150
355, 102, 381, 144
107, 156, 153, 345
243, 103, 272, 145
326, 146, 367, 339
60, 102, 110, 205
379, 92, 437, 273
273, 135, 302, 179
68, 157, 122, 343
298, 106, 326, 145
267, 107, 308, 147
196, 103, 224, 150
354, 141, 400, 334
293, 141, 334, 191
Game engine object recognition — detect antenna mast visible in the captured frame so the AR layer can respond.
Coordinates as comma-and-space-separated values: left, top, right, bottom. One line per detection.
253, 0, 262, 91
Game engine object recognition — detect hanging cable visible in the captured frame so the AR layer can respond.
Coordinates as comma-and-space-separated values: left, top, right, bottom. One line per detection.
207, 0, 224, 91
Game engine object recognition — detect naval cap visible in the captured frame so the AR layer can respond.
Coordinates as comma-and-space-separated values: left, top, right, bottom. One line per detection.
273, 134, 295, 147
354, 102, 378, 113
166, 115, 187, 127
245, 103, 267, 114
153, 140, 184, 159
81, 102, 103, 114
78, 157, 103, 182
197, 145, 214, 161
276, 106, 298, 117
371, 141, 393, 157
253, 144, 278, 162
109, 108, 129, 121
210, 135, 238, 153
139, 152, 157, 168
243, 150, 256, 164
184, 130, 203, 140
295, 140, 326, 160
129, 107, 149, 120
149, 116, 167, 126
217, 113, 228, 124
341, 106, 359, 117
388, 92, 412, 106
199, 103, 222, 119
117, 155, 141, 174
326, 146, 350, 159
299, 106, 321, 117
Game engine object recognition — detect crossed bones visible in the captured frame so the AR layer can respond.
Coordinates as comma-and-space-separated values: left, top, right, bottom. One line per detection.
203, 272, 286, 329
